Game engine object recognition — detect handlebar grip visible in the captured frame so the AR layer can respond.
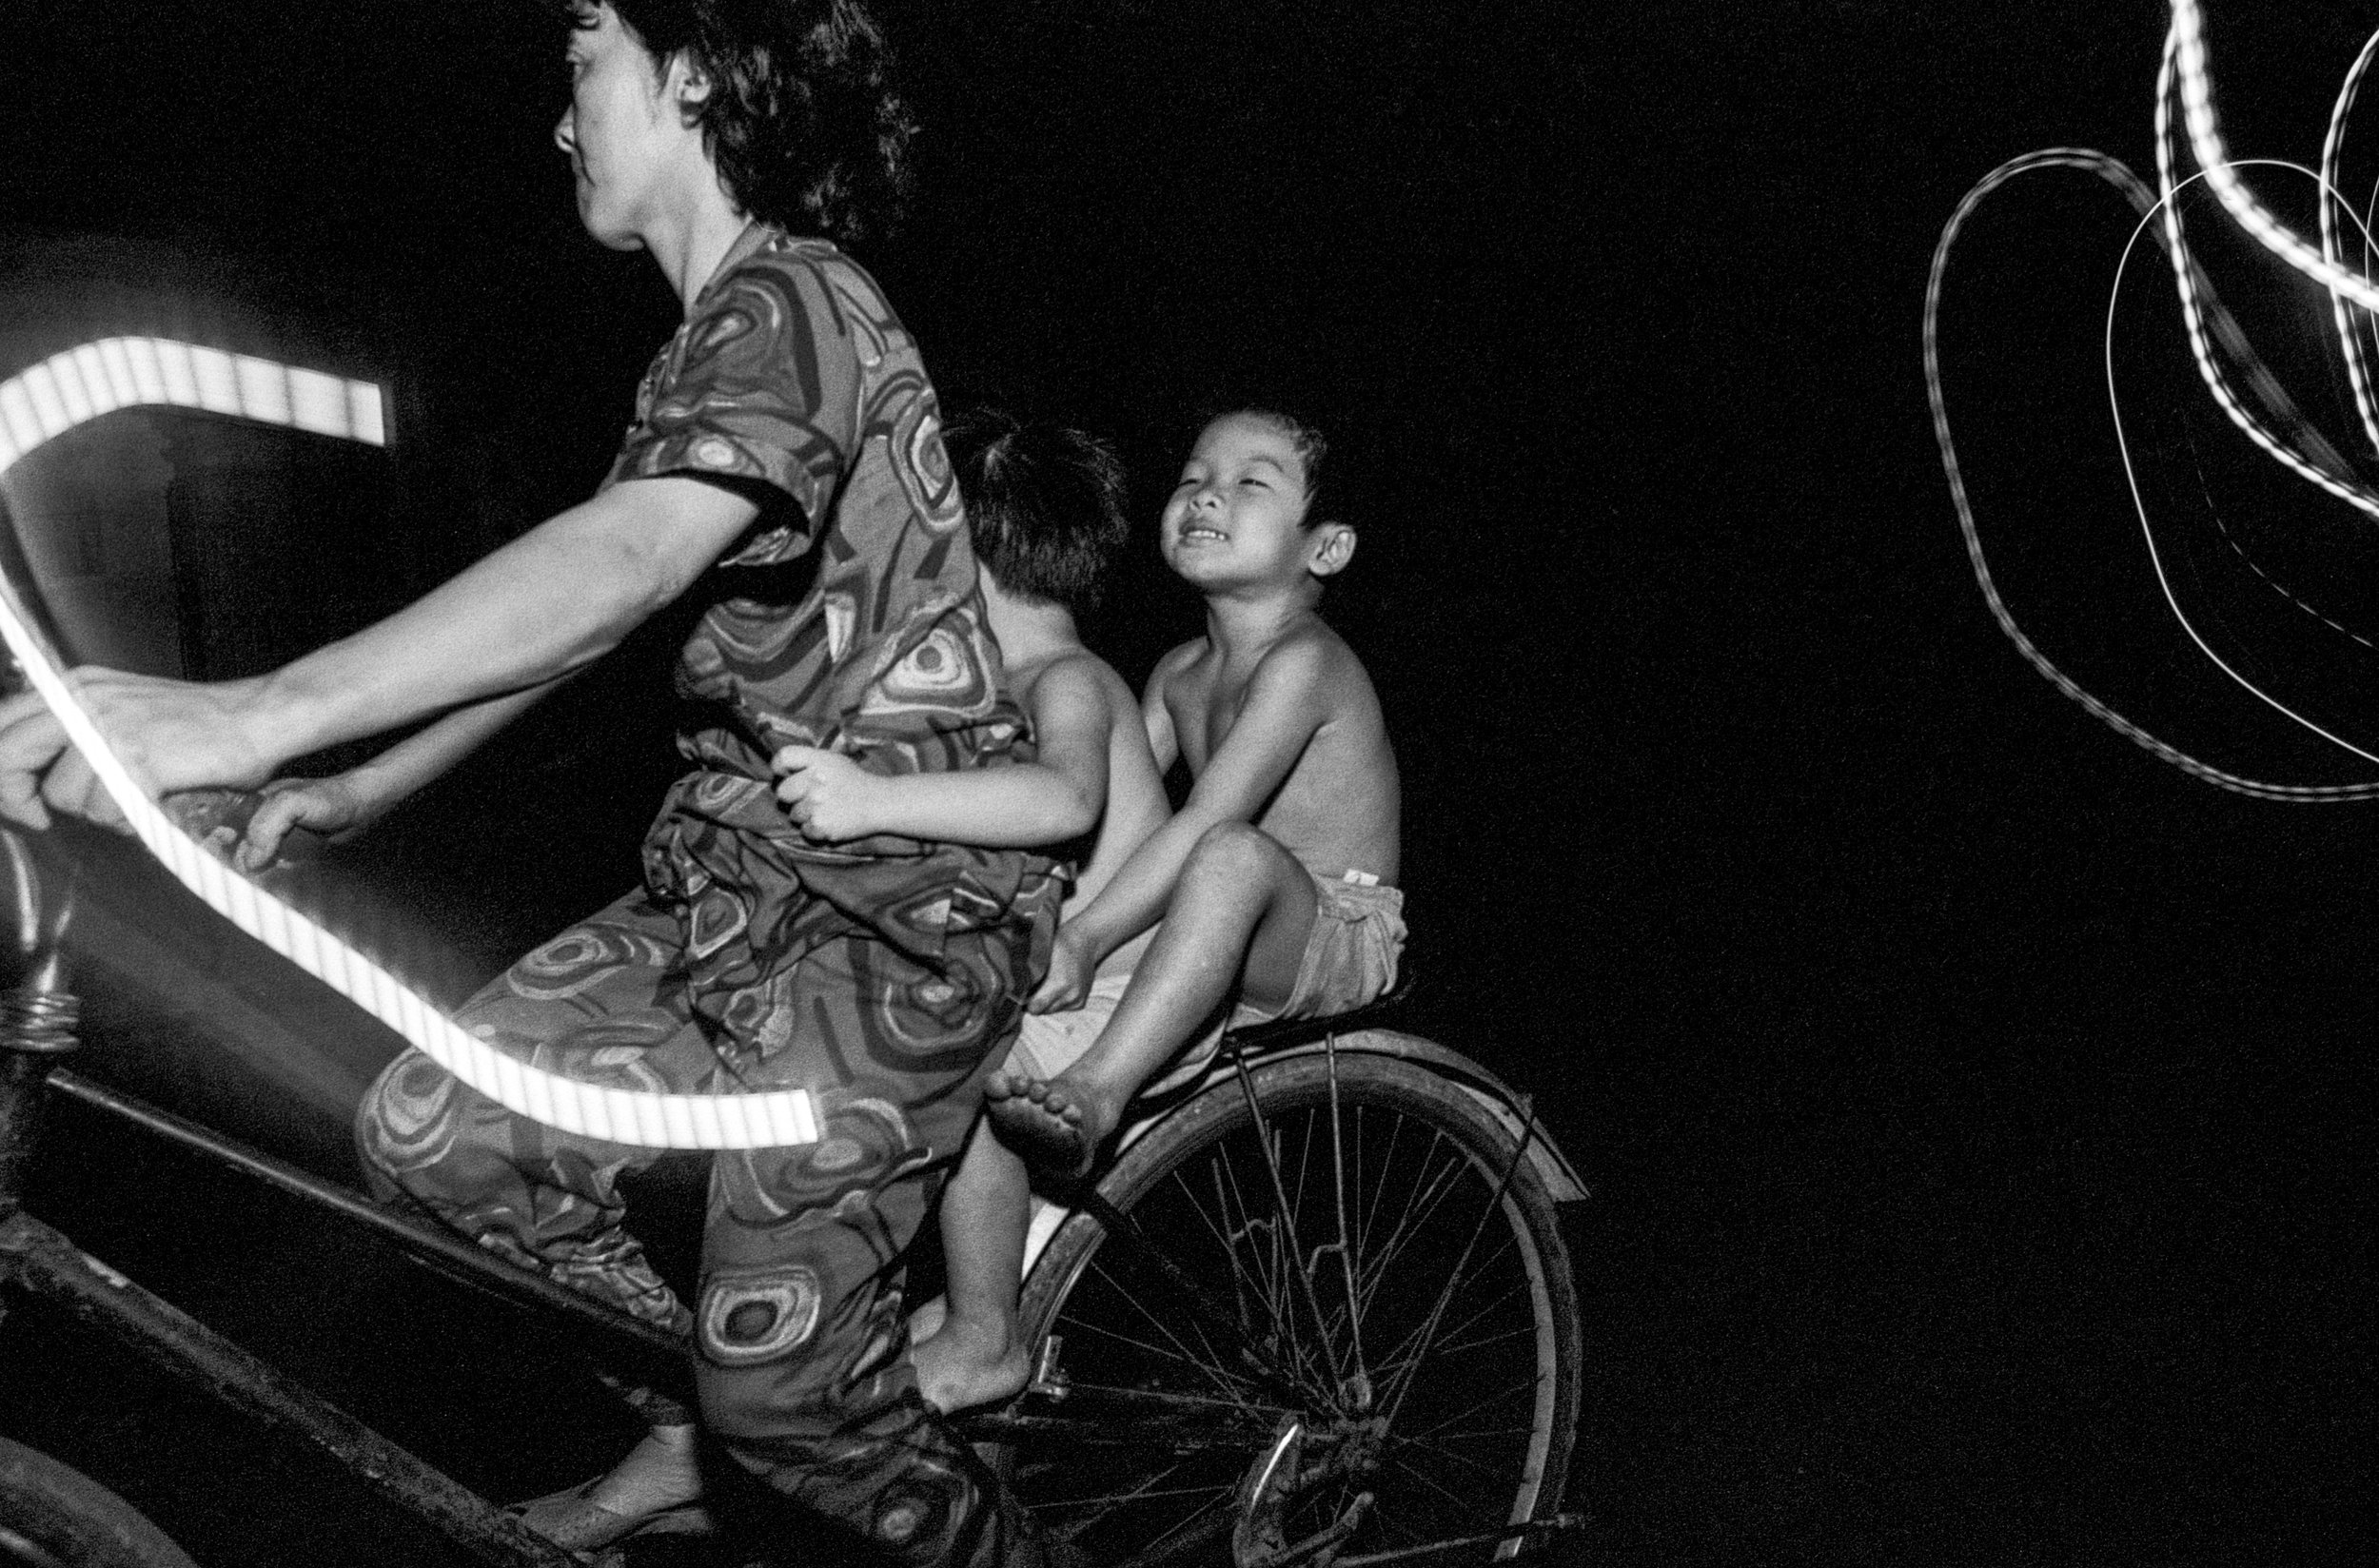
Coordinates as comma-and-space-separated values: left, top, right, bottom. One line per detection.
160, 788, 330, 867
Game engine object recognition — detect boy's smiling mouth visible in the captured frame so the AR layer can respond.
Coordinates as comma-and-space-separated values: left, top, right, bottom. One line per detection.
1177, 524, 1228, 545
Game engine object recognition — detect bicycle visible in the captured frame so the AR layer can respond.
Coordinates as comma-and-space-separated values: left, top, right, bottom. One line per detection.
1, 813, 1586, 1568
0, 327, 1588, 1564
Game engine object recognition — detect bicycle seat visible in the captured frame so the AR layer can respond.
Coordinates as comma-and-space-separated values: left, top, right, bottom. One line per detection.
1217, 966, 1418, 1059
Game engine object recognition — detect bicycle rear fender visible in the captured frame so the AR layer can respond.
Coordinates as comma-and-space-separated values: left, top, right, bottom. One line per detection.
1017, 1027, 1587, 1280
1213, 1029, 1590, 1205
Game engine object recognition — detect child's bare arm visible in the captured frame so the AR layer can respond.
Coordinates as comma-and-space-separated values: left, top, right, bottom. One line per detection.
234, 680, 560, 870
774, 658, 1111, 847
1142, 657, 1182, 775
1044, 637, 1334, 974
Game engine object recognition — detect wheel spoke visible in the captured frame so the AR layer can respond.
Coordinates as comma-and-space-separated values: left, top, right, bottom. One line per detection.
1158, 1160, 1307, 1383
1039, 1456, 1222, 1546
1392, 1433, 1529, 1484
1355, 1104, 1405, 1262
1425, 1313, 1541, 1363
1230, 1064, 1345, 1389
1393, 1373, 1543, 1448
1353, 1133, 1475, 1320
1381, 1449, 1482, 1517
1398, 1422, 1543, 1448
1368, 1265, 1527, 1381
1164, 1159, 1243, 1267
1380, 1119, 1541, 1429
1327, 1049, 1370, 1383
1036, 1479, 1221, 1515
1211, 1137, 1309, 1382
1128, 1493, 1236, 1563
1073, 1255, 1266, 1404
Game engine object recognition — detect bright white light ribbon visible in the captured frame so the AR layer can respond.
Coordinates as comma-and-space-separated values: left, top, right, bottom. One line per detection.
2172, 0, 2379, 316
2316, 26, 2379, 458
0, 337, 817, 1147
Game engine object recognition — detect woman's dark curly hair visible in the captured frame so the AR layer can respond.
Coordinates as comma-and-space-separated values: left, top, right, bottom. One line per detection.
562, 0, 915, 245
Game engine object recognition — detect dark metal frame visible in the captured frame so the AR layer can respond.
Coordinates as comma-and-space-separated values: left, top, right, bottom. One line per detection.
1, 822, 1575, 1568
0, 833, 629, 1568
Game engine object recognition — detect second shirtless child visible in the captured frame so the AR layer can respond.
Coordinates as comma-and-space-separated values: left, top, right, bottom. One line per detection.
774, 409, 1170, 1413
988, 408, 1405, 1183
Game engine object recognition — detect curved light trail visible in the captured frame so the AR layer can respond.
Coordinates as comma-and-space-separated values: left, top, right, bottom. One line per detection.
0, 336, 817, 1147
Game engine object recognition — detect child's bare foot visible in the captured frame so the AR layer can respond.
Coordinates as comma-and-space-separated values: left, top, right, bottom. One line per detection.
910, 1311, 1032, 1413
984, 1070, 1121, 1181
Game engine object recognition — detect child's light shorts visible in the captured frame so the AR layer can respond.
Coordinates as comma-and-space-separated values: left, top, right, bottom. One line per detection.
1001, 970, 1135, 1084
1265, 868, 1406, 1024
1001, 869, 1406, 1099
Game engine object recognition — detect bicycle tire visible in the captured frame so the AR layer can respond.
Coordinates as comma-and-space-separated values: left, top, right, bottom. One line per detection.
1012, 1049, 1582, 1565
0, 1437, 199, 1568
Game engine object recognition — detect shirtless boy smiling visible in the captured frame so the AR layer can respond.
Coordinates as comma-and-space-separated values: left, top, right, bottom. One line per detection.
990, 408, 1405, 1177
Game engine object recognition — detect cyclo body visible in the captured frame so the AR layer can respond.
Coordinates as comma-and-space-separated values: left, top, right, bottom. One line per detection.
2, 815, 1588, 1567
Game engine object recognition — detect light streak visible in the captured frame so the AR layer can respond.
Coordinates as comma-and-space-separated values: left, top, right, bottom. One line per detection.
2170, 1, 2379, 316
2105, 169, 2379, 776
2316, 26, 2379, 457
1923, 8, 2379, 801
0, 337, 817, 1147
2153, 41, 2379, 524
1927, 149, 2379, 800
0, 337, 383, 472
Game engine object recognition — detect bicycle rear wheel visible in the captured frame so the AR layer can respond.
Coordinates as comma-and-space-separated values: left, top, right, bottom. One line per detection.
0, 1437, 198, 1568
1012, 1050, 1581, 1565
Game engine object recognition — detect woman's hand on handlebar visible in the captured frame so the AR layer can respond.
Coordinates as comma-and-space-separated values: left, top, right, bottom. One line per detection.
0, 671, 274, 833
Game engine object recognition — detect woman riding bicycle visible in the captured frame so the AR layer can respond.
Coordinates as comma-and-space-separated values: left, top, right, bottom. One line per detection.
0, 4, 1072, 1564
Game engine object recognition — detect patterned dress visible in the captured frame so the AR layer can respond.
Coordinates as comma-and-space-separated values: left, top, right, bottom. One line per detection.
355, 225, 1065, 1567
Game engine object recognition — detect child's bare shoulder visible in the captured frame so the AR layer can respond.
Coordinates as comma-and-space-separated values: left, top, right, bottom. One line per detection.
1027, 646, 1137, 716
1149, 636, 1209, 683
1248, 617, 1378, 713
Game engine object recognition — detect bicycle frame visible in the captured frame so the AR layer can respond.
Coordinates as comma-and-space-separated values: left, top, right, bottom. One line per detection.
0, 829, 652, 1568
4, 823, 1594, 1568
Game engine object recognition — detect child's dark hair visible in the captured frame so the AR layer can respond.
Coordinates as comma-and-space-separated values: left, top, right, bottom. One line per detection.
567, 0, 915, 245
944, 409, 1131, 617
1219, 406, 1330, 526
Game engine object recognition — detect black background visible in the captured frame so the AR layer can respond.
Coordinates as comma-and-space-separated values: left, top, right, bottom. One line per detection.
2, 2, 2375, 1563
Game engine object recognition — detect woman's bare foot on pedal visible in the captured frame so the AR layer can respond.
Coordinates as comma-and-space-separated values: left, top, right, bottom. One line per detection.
984, 1070, 1123, 1181
911, 1312, 1031, 1413
585, 1421, 703, 1518
512, 1421, 705, 1552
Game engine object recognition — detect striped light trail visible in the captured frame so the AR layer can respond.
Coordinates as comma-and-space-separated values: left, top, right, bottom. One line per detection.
0, 337, 817, 1147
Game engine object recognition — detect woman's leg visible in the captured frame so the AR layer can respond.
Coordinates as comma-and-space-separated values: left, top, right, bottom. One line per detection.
355, 892, 715, 1330
354, 892, 718, 1548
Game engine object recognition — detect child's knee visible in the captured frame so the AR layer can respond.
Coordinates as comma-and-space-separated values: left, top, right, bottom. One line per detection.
1184, 819, 1291, 885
